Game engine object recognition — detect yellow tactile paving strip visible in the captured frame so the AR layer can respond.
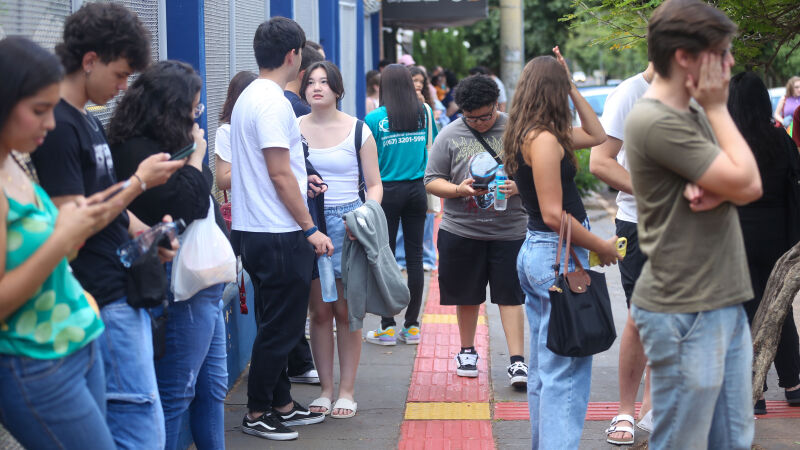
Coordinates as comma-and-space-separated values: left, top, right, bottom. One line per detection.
404, 402, 492, 420
421, 313, 487, 325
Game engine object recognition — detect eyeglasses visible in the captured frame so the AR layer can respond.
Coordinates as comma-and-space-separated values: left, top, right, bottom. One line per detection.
463, 104, 495, 124
193, 103, 205, 119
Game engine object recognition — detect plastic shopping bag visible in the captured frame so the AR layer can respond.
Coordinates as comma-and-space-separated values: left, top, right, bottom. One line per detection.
171, 197, 236, 301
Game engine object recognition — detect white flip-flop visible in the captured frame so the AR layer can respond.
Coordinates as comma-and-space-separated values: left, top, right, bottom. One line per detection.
605, 414, 635, 445
331, 398, 357, 419
309, 397, 332, 416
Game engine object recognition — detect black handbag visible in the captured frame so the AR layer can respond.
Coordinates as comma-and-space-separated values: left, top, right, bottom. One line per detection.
546, 212, 616, 357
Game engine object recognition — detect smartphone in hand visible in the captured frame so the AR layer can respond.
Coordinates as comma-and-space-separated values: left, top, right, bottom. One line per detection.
589, 237, 627, 267
169, 142, 196, 161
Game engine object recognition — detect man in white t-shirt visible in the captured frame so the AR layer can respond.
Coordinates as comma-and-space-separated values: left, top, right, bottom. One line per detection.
589, 63, 654, 445
231, 17, 333, 442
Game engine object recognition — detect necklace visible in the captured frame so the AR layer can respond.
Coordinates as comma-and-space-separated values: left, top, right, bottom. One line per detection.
64, 99, 100, 132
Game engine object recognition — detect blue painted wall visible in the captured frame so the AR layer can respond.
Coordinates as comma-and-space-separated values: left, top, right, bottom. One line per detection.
271, 0, 293, 18
371, 13, 381, 70
355, 2, 366, 119
318, 0, 340, 66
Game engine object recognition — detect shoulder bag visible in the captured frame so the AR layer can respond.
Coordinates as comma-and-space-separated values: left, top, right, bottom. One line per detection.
547, 211, 616, 357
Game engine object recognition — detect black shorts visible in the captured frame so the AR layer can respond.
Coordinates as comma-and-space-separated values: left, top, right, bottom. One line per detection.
615, 219, 646, 308
437, 229, 524, 306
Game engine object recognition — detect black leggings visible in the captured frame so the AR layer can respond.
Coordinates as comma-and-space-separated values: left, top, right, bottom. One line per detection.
381, 179, 427, 329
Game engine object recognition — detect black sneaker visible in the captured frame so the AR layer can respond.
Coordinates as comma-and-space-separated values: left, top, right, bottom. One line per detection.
242, 411, 298, 440
754, 398, 767, 415
273, 401, 326, 426
507, 361, 528, 388
786, 388, 800, 405
455, 350, 479, 377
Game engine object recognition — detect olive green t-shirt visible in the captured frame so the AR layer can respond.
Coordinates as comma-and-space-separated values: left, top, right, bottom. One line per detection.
624, 98, 752, 313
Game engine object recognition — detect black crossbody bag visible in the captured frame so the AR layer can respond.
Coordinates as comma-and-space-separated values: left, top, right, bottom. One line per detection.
463, 117, 502, 164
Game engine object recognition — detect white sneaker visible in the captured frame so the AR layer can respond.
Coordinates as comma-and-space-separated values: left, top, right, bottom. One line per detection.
288, 369, 319, 384
304, 318, 310, 340
636, 409, 653, 433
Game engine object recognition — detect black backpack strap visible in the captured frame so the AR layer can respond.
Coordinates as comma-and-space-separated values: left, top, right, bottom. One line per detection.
463, 117, 501, 163
354, 119, 366, 201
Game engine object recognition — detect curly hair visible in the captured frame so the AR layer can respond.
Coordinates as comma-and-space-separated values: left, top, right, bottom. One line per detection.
502, 56, 573, 176
56, 3, 150, 74
107, 61, 202, 153
453, 75, 499, 112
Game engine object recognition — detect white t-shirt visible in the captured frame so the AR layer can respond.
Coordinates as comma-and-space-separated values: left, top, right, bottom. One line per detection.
304, 118, 372, 205
214, 123, 231, 162
493, 75, 507, 104
600, 73, 649, 223
230, 78, 308, 232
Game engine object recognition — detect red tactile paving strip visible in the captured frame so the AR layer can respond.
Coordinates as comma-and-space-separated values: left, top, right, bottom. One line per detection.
494, 401, 800, 421
398, 251, 496, 449
399, 420, 496, 450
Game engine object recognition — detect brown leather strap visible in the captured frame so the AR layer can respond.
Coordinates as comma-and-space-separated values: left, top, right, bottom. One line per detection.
553, 211, 568, 276
563, 213, 585, 275
224, 190, 228, 203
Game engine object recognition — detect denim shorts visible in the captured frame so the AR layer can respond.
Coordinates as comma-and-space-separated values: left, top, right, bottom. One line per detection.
324, 199, 363, 279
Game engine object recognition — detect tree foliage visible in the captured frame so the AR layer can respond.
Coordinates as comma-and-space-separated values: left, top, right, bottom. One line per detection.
412, 29, 477, 78
564, 0, 800, 85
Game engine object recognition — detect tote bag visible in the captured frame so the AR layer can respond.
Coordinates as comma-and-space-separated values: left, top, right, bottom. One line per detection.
546, 212, 616, 357
171, 196, 237, 301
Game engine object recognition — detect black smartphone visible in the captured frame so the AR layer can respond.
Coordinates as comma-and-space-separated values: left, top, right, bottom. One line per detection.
169, 142, 196, 161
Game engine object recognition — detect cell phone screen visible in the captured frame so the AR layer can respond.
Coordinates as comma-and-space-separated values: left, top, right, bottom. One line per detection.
169, 142, 196, 161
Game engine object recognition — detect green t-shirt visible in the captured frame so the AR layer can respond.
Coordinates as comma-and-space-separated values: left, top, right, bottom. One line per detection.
624, 98, 752, 313
1, 184, 104, 359
364, 105, 438, 181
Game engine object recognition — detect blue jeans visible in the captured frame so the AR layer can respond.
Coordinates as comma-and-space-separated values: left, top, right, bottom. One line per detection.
0, 340, 115, 449
632, 303, 754, 449
324, 199, 363, 279
98, 297, 165, 450
396, 213, 437, 269
155, 283, 228, 450
517, 228, 592, 449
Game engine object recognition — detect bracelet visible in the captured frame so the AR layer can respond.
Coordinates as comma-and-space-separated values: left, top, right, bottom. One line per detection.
455, 185, 460, 197
303, 226, 318, 238
132, 173, 146, 192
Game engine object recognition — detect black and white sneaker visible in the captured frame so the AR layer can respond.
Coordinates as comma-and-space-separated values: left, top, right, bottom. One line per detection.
455, 350, 479, 377
507, 361, 528, 388
242, 411, 298, 441
273, 401, 326, 426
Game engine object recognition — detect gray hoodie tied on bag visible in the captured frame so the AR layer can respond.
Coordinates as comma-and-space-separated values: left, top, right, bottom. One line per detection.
342, 200, 410, 331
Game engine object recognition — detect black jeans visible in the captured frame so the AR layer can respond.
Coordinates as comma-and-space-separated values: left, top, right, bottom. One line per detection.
287, 338, 314, 376
239, 230, 315, 411
381, 179, 427, 329
615, 219, 646, 308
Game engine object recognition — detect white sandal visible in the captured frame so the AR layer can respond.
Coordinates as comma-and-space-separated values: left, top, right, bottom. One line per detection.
309, 397, 332, 416
331, 398, 357, 419
605, 414, 635, 445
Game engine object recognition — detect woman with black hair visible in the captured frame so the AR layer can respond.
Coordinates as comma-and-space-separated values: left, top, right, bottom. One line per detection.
0, 36, 120, 449
364, 63, 437, 346
108, 60, 229, 450
299, 60, 382, 418
728, 71, 800, 414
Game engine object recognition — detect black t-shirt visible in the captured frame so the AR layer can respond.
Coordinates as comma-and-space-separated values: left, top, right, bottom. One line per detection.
284, 90, 311, 117
31, 100, 130, 307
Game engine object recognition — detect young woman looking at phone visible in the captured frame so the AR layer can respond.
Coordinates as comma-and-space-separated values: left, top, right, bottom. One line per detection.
0, 36, 122, 450
108, 60, 229, 450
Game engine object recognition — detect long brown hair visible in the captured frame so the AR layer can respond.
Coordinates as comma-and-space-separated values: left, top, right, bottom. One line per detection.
219, 71, 257, 124
380, 64, 425, 132
502, 56, 573, 176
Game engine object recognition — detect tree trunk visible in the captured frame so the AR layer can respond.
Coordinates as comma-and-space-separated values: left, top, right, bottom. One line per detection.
751, 242, 800, 405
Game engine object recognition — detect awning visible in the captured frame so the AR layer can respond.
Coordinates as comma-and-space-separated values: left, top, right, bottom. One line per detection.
382, 0, 488, 29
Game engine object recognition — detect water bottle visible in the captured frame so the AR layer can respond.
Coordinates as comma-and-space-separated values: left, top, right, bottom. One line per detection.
117, 219, 186, 267
494, 164, 508, 211
317, 255, 338, 302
